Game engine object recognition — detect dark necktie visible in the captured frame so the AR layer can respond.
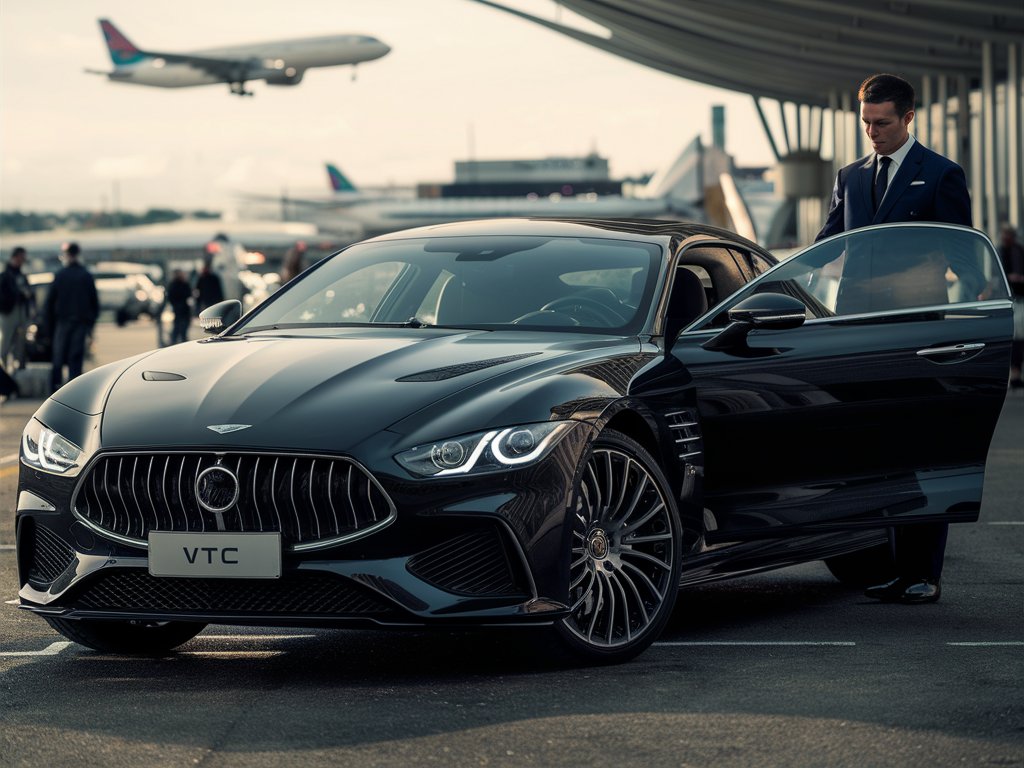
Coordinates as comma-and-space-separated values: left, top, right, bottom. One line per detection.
873, 155, 892, 212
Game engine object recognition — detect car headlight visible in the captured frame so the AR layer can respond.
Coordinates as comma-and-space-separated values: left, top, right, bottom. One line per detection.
395, 421, 571, 478
21, 418, 84, 476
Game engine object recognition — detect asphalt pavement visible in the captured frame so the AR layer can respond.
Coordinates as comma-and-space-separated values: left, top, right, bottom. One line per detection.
1, 321, 1021, 767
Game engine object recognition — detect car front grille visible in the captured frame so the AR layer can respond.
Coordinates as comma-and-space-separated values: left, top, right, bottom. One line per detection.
27, 525, 77, 587
69, 570, 396, 615
73, 452, 396, 551
406, 525, 528, 597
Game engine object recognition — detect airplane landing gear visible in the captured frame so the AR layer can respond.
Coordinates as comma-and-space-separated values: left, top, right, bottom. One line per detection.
229, 81, 254, 97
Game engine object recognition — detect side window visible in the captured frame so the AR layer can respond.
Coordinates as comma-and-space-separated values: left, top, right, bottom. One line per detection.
721, 225, 1007, 321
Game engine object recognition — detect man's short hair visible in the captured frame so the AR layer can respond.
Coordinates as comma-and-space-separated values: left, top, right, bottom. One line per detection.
62, 242, 81, 258
858, 73, 915, 117
11, 246, 26, 259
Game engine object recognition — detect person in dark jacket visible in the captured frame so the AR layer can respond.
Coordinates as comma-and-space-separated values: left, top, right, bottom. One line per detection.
999, 224, 1024, 389
166, 269, 193, 345
0, 246, 34, 372
44, 242, 99, 393
194, 256, 224, 315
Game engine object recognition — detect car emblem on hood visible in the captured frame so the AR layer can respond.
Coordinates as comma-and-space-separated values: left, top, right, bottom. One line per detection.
207, 424, 253, 434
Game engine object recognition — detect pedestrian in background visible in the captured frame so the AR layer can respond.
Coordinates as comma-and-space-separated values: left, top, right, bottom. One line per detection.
999, 224, 1024, 389
281, 240, 308, 283
167, 269, 193, 344
817, 73, 971, 605
194, 255, 224, 315
44, 242, 99, 393
0, 246, 35, 373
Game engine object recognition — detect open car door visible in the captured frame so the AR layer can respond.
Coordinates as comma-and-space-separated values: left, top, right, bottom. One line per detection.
670, 222, 1013, 542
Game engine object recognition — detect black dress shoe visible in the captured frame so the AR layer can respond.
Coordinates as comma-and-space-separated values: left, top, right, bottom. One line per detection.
864, 577, 941, 604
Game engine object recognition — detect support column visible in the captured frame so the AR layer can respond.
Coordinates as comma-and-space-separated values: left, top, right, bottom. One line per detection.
983, 41, 998, 237
920, 76, 932, 146
936, 76, 948, 157
1008, 43, 1022, 230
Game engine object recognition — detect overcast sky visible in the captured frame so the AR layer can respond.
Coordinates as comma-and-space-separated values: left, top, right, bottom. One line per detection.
0, 0, 773, 213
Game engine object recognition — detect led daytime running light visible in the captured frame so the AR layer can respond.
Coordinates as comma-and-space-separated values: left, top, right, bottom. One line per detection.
434, 431, 499, 476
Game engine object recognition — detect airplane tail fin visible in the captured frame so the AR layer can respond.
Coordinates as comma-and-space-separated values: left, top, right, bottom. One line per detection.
99, 19, 145, 66
326, 163, 358, 193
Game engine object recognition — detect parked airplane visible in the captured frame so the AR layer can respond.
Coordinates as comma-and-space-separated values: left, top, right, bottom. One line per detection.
286, 142, 710, 237
87, 19, 391, 96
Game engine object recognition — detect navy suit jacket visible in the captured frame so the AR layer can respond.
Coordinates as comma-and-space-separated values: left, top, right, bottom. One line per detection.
815, 141, 971, 241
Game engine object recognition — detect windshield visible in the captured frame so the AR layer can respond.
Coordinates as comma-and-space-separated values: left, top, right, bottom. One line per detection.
235, 235, 662, 334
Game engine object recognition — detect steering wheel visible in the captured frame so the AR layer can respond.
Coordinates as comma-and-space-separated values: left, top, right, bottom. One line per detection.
538, 294, 626, 326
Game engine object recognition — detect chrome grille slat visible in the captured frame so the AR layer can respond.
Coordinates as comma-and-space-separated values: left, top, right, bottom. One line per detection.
251, 456, 262, 530
73, 451, 397, 551
308, 460, 318, 539
326, 462, 340, 536
289, 458, 302, 541
346, 466, 357, 529
103, 461, 116, 534
270, 458, 283, 534
145, 457, 158, 532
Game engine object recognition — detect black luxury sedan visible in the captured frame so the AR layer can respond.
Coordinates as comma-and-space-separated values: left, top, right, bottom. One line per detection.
15, 218, 1013, 663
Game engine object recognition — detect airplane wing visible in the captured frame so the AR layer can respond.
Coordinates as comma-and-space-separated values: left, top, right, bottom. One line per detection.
142, 50, 268, 81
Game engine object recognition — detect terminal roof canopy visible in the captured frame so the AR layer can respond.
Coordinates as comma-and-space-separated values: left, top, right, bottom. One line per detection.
475, 0, 1024, 106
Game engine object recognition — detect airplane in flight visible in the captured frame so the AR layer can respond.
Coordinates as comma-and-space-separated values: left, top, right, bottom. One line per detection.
87, 19, 391, 96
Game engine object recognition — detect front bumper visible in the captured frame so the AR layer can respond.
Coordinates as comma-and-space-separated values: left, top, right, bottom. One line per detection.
15, 429, 592, 628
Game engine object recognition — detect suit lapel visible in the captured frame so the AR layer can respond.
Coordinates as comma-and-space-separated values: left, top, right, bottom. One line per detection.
856, 155, 874, 219
874, 141, 924, 223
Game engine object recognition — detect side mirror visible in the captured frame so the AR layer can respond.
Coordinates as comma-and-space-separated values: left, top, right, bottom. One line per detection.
198, 300, 242, 334
702, 292, 806, 351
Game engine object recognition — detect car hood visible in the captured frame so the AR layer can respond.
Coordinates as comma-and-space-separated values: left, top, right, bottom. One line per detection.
99, 329, 633, 452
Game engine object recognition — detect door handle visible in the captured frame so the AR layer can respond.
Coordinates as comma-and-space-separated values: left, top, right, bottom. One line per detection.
916, 342, 985, 363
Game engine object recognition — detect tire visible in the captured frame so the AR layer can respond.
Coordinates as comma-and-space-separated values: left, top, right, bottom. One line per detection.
824, 542, 897, 588
43, 617, 206, 654
553, 429, 682, 664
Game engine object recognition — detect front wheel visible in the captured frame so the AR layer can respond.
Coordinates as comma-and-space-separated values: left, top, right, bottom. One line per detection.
44, 617, 206, 654
553, 430, 682, 664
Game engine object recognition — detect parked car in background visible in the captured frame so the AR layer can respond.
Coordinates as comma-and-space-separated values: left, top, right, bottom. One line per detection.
15, 218, 1013, 664
92, 262, 164, 325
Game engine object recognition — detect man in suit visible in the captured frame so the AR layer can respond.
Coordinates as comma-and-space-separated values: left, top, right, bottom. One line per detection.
817, 73, 972, 604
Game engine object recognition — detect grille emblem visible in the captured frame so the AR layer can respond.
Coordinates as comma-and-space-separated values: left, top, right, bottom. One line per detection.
196, 466, 240, 513
207, 424, 252, 434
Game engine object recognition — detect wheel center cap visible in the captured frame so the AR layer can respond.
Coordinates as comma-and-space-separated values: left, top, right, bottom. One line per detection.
587, 529, 610, 560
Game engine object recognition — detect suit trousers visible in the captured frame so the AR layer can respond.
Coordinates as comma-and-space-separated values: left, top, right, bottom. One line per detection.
50, 321, 89, 393
894, 523, 949, 581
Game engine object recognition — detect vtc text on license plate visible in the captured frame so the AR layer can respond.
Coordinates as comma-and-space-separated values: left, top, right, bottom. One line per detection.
148, 532, 281, 579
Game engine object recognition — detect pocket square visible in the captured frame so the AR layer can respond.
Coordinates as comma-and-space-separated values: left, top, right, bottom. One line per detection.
910, 180, 926, 186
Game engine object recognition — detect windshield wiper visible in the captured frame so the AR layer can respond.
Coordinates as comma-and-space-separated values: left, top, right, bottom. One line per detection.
401, 316, 431, 328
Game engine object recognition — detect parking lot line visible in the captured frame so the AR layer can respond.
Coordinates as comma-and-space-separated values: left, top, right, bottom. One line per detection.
0, 642, 72, 657
0, 453, 18, 466
199, 634, 316, 641
947, 642, 1024, 646
987, 521, 1024, 525
654, 641, 856, 647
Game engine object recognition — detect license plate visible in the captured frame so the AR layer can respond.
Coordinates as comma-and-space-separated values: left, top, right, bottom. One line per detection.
148, 532, 281, 579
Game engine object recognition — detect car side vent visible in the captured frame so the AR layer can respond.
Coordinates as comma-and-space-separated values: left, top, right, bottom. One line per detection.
407, 526, 527, 597
28, 526, 76, 587
666, 410, 703, 469
396, 353, 539, 382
